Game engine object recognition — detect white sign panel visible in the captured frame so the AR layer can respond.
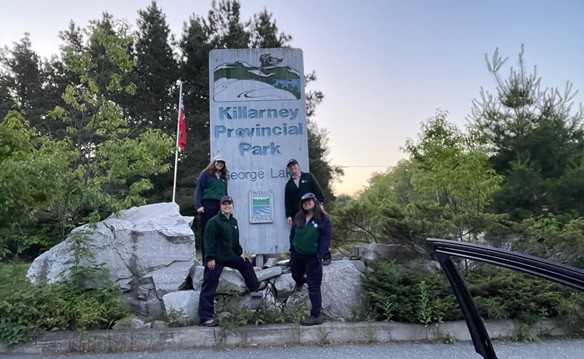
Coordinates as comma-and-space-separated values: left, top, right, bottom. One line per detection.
209, 48, 308, 254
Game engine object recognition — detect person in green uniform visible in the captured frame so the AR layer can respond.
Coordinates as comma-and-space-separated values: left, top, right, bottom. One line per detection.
197, 196, 266, 327
284, 159, 332, 264
289, 192, 332, 326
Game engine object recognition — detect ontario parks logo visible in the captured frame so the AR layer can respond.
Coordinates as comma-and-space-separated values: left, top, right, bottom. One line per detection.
249, 190, 274, 223
213, 53, 302, 102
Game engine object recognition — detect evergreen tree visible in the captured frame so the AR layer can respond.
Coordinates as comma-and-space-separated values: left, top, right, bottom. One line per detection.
305, 71, 344, 205
205, 0, 249, 49
470, 46, 584, 220
85, 13, 137, 114
176, 14, 212, 211
0, 34, 54, 129
46, 22, 173, 238
249, 8, 291, 48
133, 0, 179, 133
0, 71, 14, 121
131, 1, 181, 205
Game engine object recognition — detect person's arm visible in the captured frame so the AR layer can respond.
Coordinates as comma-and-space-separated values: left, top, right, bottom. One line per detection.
232, 218, 243, 256
316, 217, 332, 261
203, 218, 217, 262
284, 182, 294, 219
289, 225, 296, 252
195, 172, 207, 209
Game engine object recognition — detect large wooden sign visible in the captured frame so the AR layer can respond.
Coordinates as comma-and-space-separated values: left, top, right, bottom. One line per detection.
209, 48, 308, 253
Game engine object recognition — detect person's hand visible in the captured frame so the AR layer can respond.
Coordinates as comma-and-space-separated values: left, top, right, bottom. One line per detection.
207, 259, 216, 270
241, 254, 249, 261
197, 207, 205, 213
287, 217, 292, 225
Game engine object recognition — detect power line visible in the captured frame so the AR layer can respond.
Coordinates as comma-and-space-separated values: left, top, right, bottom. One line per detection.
339, 165, 392, 168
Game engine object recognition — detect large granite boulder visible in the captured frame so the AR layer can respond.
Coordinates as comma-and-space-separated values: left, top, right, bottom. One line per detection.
284, 260, 366, 320
26, 202, 195, 318
321, 260, 365, 319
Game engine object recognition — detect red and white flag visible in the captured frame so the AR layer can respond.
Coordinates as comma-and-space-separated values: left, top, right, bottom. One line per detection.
178, 98, 187, 151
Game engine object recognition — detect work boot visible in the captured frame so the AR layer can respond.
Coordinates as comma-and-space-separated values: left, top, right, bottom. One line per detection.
256, 281, 267, 291
322, 258, 332, 265
201, 318, 219, 327
301, 314, 324, 326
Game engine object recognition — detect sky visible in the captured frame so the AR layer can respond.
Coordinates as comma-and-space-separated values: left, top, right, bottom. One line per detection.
2, 0, 583, 195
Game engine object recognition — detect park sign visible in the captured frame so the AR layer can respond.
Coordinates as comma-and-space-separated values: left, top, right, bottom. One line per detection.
209, 48, 308, 254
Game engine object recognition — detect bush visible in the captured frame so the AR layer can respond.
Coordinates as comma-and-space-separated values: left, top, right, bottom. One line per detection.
0, 262, 128, 345
465, 266, 579, 321
362, 260, 584, 331
362, 261, 459, 323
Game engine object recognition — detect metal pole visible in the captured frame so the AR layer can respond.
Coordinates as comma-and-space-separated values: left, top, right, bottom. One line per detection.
172, 81, 183, 203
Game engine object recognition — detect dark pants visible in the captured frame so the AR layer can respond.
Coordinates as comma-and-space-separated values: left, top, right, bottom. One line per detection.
198, 256, 260, 324
199, 199, 220, 260
290, 251, 323, 317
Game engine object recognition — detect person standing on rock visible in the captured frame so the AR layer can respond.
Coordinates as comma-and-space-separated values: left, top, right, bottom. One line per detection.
289, 192, 332, 326
195, 154, 228, 261
198, 196, 266, 327
284, 159, 332, 265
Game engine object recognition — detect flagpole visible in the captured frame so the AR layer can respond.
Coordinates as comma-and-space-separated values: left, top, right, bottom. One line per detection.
172, 81, 183, 203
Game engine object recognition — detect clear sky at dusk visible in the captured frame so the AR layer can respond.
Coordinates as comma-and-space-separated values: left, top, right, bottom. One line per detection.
2, 0, 583, 195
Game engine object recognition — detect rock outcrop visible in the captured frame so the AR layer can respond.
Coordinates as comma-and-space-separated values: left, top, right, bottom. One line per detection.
27, 202, 195, 318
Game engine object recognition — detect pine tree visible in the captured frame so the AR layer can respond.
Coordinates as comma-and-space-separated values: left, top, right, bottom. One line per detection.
470, 46, 584, 220
133, 0, 179, 133
0, 34, 53, 128
249, 8, 291, 48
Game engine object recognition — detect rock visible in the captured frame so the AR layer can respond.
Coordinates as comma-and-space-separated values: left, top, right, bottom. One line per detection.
26, 202, 195, 319
263, 257, 278, 268
349, 260, 367, 273
256, 266, 282, 281
354, 243, 421, 262
321, 260, 365, 319
283, 260, 366, 320
162, 290, 200, 325
274, 272, 297, 298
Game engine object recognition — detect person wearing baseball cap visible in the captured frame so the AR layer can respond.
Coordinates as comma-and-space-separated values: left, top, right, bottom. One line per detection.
195, 154, 228, 260
284, 159, 331, 264
198, 195, 266, 327
289, 192, 332, 326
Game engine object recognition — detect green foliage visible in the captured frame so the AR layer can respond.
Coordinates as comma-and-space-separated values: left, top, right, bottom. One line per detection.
512, 213, 584, 267
417, 280, 447, 326
1, 1, 341, 261
470, 45, 584, 221
0, 262, 128, 345
165, 308, 191, 327
214, 288, 310, 329
362, 261, 459, 323
557, 292, 584, 335
0, 262, 40, 344
362, 260, 584, 332
404, 110, 504, 242
333, 111, 505, 254
39, 282, 128, 333
467, 266, 583, 324
0, 112, 72, 259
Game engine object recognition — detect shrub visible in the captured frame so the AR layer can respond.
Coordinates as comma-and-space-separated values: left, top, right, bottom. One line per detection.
0, 262, 128, 345
362, 261, 459, 323
362, 259, 584, 332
